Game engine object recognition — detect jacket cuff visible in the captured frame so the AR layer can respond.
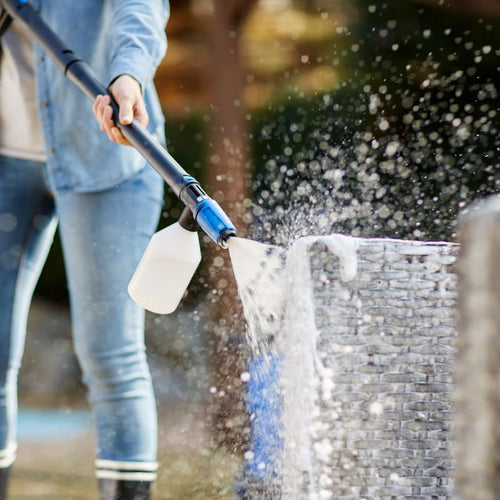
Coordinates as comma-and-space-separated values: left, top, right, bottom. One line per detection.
108, 48, 156, 91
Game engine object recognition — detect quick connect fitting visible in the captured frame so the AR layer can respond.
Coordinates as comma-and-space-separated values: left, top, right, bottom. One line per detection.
194, 199, 237, 247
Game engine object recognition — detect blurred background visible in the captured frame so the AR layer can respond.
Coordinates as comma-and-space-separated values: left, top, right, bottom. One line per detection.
14, 0, 500, 497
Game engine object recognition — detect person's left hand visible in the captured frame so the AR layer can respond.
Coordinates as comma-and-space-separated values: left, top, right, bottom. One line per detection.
92, 74, 148, 146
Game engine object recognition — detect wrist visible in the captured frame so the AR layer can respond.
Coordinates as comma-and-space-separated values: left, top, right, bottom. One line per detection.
108, 74, 143, 94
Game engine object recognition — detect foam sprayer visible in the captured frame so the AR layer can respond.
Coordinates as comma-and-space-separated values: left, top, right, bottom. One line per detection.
1, 0, 237, 313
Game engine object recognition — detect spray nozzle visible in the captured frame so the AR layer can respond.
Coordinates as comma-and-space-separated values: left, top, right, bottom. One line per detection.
178, 200, 236, 248
178, 179, 237, 248
194, 199, 237, 248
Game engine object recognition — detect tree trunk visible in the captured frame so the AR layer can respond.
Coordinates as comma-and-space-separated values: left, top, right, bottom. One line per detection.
206, 0, 253, 227
205, 0, 257, 451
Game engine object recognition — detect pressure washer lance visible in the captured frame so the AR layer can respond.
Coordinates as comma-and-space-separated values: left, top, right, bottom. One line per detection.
1, 0, 237, 313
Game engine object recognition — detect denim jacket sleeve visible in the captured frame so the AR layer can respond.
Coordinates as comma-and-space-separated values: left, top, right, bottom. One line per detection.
33, 0, 169, 194
108, 0, 169, 89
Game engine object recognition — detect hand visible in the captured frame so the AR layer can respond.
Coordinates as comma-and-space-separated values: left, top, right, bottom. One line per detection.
92, 74, 149, 146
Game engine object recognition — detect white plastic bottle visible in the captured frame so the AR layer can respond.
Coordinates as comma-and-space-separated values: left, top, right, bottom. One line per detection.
128, 222, 202, 314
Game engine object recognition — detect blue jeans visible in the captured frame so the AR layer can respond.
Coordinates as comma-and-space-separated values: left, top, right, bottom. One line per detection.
0, 155, 163, 480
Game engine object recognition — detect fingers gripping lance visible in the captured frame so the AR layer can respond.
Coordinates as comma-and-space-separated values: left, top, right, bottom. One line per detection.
0, 0, 237, 247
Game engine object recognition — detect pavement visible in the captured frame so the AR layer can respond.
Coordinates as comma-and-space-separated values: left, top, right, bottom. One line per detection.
10, 299, 242, 499
9, 403, 240, 500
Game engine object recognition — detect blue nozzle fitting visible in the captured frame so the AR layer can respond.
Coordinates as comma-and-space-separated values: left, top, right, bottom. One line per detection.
194, 199, 236, 247
178, 177, 237, 247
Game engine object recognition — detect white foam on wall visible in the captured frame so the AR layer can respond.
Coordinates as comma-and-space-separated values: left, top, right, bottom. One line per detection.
279, 234, 359, 497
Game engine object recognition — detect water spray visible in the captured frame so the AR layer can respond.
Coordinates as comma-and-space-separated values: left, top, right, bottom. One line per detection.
1, 0, 237, 313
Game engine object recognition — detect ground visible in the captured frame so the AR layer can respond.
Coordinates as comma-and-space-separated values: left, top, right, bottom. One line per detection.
9, 404, 240, 500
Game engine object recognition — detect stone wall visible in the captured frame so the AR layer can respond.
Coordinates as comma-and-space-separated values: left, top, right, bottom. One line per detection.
454, 196, 500, 500
280, 236, 458, 499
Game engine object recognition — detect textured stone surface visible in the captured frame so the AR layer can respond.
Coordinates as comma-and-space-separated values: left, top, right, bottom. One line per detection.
454, 197, 500, 500
282, 237, 458, 499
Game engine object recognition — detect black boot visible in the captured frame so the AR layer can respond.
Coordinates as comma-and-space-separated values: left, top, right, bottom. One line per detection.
98, 478, 152, 500
0, 467, 10, 500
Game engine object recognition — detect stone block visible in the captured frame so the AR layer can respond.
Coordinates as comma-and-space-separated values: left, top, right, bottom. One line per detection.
279, 236, 457, 498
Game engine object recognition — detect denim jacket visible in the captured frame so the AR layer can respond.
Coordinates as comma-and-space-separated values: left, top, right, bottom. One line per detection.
27, 0, 169, 194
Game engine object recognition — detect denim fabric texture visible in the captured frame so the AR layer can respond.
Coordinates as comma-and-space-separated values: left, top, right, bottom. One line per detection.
29, 0, 169, 194
0, 155, 164, 466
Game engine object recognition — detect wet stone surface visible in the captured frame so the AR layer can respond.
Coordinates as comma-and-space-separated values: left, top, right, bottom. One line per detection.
281, 237, 458, 499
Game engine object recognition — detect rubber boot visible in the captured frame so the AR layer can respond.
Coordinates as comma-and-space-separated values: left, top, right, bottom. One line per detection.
0, 467, 10, 500
98, 478, 152, 500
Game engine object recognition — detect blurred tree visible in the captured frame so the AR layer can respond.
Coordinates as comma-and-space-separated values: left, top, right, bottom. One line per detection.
203, 0, 257, 452
206, 0, 255, 230
158, 0, 262, 453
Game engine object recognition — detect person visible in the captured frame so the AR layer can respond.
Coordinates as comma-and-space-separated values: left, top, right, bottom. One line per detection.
0, 1, 169, 499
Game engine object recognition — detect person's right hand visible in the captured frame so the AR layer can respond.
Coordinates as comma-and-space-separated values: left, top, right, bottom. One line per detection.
92, 74, 148, 146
